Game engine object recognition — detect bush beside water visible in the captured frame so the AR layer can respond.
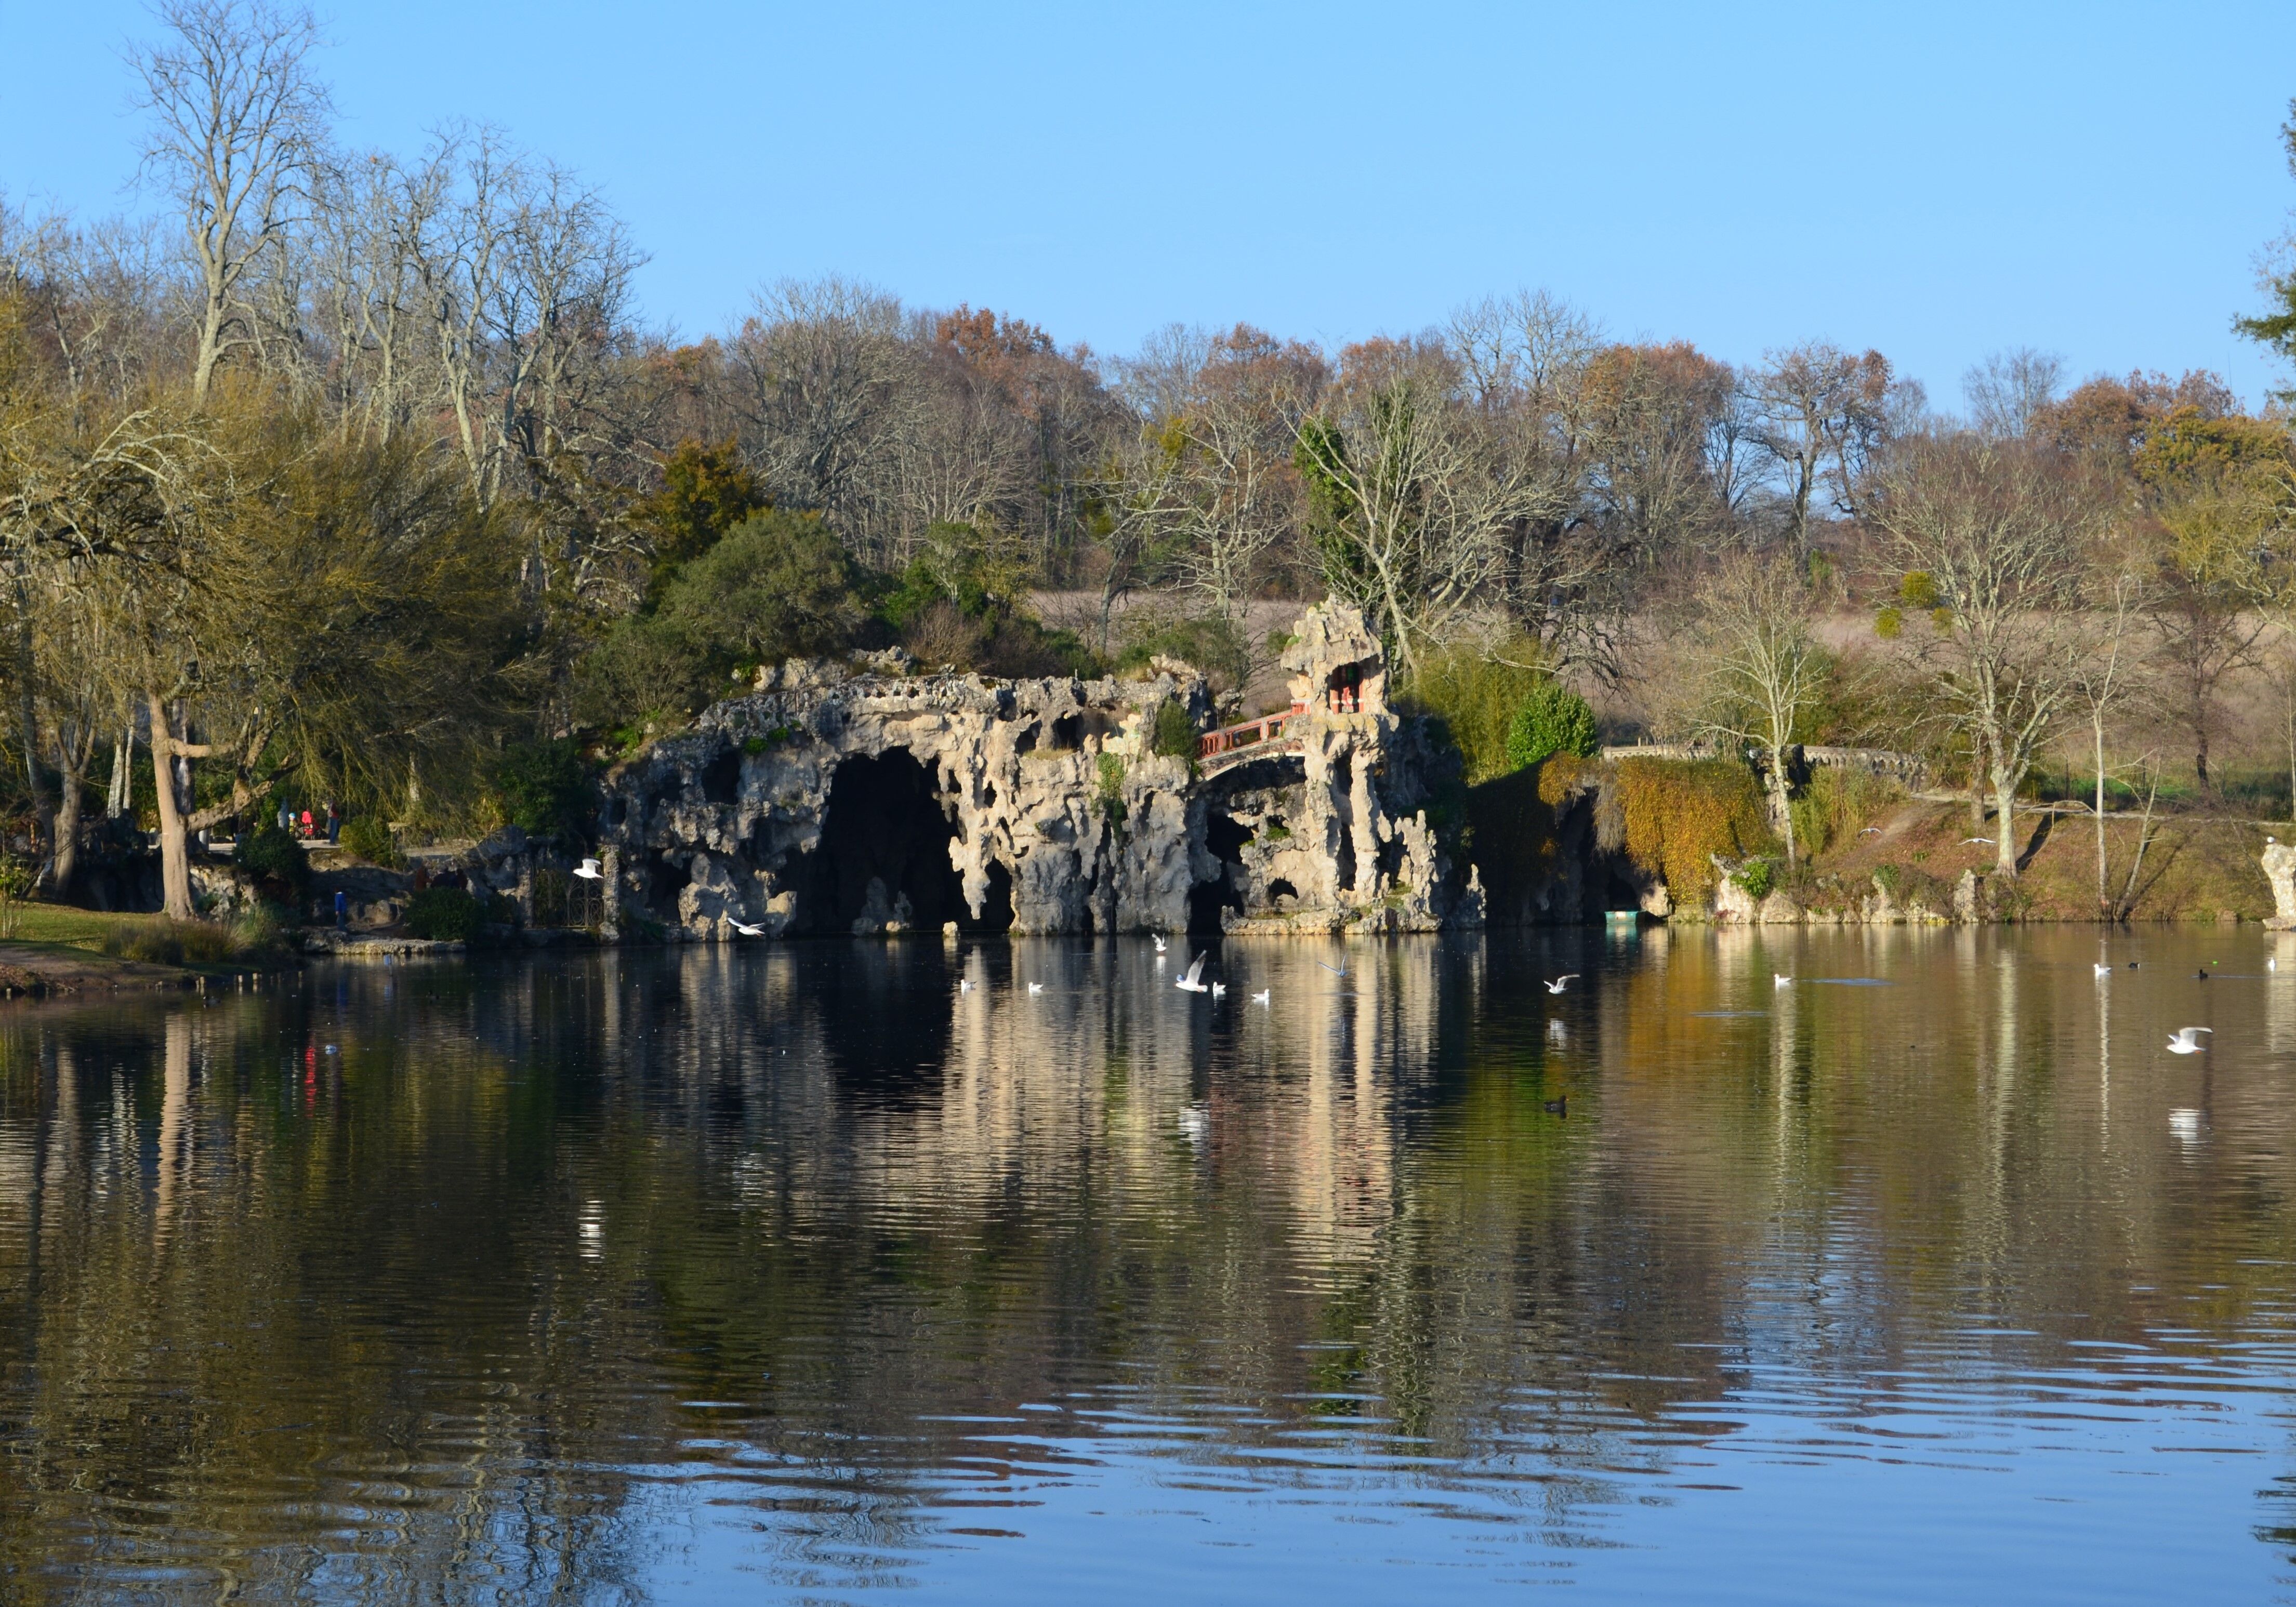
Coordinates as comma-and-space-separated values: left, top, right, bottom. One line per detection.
405, 887, 487, 942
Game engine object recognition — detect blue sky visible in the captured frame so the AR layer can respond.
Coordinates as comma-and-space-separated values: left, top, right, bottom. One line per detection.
6, 0, 2296, 406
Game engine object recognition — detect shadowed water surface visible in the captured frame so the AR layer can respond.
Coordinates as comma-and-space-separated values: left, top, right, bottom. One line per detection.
3, 926, 2296, 1602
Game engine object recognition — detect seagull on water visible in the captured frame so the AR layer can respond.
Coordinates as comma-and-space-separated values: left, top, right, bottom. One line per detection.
1027, 981, 1044, 995
574, 857, 603, 881
2094, 963, 2113, 978
1251, 988, 1270, 1005
959, 978, 974, 993
1543, 974, 1580, 995
1177, 953, 1211, 993
1210, 981, 1226, 998
2166, 1027, 2213, 1055
1774, 972, 1793, 988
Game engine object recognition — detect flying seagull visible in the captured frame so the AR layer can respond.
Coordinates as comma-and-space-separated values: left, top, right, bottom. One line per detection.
1153, 934, 1167, 954
2166, 1027, 2213, 1055
1314, 958, 1348, 977
1961, 837, 1994, 846
574, 858, 604, 881
1859, 826, 1883, 835
1177, 953, 1211, 993
1543, 974, 1580, 995
730, 919, 765, 937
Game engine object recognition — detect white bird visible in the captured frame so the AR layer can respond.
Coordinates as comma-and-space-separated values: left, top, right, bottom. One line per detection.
1177, 952, 1210, 993
574, 857, 604, 881
730, 919, 765, 937
1314, 958, 1348, 977
1251, 989, 1270, 1005
1774, 973, 1792, 988
959, 978, 974, 993
2166, 1027, 2213, 1055
1543, 974, 1579, 995
1961, 837, 1993, 846
1027, 981, 1044, 995
1859, 826, 1883, 836
1210, 981, 1226, 998
1153, 934, 1168, 953
2094, 963, 2113, 978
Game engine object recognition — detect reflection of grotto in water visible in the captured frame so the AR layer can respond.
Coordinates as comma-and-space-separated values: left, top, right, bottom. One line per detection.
784, 749, 1013, 936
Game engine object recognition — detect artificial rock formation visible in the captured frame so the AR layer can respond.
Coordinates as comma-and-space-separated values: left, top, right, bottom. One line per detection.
599, 601, 1481, 940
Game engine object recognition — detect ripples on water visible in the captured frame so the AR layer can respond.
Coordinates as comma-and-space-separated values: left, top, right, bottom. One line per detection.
3, 927, 2295, 1603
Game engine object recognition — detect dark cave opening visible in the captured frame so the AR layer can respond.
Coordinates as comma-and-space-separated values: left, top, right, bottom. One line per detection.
1189, 809, 1253, 936
790, 749, 1014, 935
798, 750, 965, 934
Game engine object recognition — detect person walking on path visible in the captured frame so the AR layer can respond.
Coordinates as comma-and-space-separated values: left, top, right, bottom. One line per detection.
300, 809, 314, 839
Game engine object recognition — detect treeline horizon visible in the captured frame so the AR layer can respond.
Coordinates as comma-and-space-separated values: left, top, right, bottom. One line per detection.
10, 0, 2296, 917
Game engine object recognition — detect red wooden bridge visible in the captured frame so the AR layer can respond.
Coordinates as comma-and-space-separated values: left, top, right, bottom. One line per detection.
1199, 701, 1311, 773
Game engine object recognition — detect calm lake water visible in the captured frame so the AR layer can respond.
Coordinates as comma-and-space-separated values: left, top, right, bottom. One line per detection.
4, 927, 2295, 1603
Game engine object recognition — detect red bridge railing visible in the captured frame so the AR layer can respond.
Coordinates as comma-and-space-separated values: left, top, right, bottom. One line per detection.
1200, 701, 1311, 763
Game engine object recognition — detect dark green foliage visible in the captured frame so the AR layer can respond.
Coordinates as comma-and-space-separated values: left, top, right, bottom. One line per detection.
1732, 856, 1777, 900
1505, 681, 1601, 771
876, 522, 1100, 678
338, 815, 400, 867
496, 739, 592, 841
579, 511, 868, 721
640, 439, 768, 577
1150, 699, 1199, 760
1405, 645, 1551, 785
1094, 751, 1127, 827
234, 820, 310, 904
405, 886, 486, 941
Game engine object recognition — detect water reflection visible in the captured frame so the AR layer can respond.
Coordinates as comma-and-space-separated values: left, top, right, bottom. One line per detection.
1, 931, 2293, 1602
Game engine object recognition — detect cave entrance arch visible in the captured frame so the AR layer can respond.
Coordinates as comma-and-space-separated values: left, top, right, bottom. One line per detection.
796, 749, 1012, 935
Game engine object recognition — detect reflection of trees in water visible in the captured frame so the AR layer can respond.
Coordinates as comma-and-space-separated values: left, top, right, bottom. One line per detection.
1, 933, 2295, 1594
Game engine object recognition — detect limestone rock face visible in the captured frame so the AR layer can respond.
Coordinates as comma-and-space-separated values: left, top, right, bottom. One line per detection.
600, 600, 1480, 941
2263, 841, 2296, 928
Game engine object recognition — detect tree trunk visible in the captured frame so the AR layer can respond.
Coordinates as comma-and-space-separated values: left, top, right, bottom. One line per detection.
147, 692, 194, 920
12, 582, 47, 882
2094, 715, 2109, 915
1992, 755, 2020, 880
1967, 729, 1988, 831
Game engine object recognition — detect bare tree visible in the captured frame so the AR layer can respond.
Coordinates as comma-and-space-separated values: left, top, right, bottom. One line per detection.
2067, 568, 2146, 912
1963, 347, 2065, 441
1690, 551, 1827, 868
1871, 437, 2102, 878
1745, 342, 1894, 554
1294, 366, 1547, 675
130, 0, 332, 400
